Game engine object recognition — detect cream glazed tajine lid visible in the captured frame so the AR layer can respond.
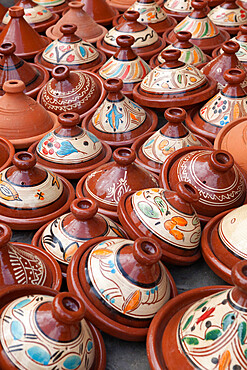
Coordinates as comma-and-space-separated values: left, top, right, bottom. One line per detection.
76, 147, 159, 221
82, 77, 158, 149
32, 197, 128, 276
118, 182, 202, 265
29, 112, 112, 180
35, 24, 107, 73
96, 10, 166, 61
67, 236, 177, 341
133, 49, 217, 110
0, 151, 75, 230
132, 107, 211, 175
98, 35, 151, 99
164, 0, 231, 54
163, 0, 193, 21
32, 0, 69, 16
186, 68, 247, 143
0, 286, 106, 370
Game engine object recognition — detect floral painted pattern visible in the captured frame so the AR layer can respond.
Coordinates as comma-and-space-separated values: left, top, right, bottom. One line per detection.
129, 1, 167, 23
208, 6, 247, 27
3, 5, 52, 24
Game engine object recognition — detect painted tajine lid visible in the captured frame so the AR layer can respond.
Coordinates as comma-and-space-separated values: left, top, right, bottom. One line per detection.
76, 147, 159, 221
0, 6, 50, 60
219, 25, 247, 66
46, 1, 107, 43
37, 65, 105, 118
0, 80, 58, 149
164, 0, 193, 19
133, 49, 217, 109
35, 24, 106, 73
97, 10, 165, 61
33, 0, 69, 15
83, 77, 158, 148
67, 236, 176, 340
118, 182, 202, 265
165, 0, 230, 54
98, 35, 151, 99
30, 112, 112, 179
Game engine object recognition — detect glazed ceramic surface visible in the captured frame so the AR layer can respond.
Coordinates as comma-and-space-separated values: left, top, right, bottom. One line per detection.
3, 3, 52, 25
106, 0, 163, 12
164, 0, 193, 15
78, 0, 118, 26
0, 136, 15, 172
217, 25, 247, 65
33, 0, 68, 15
129, 0, 168, 24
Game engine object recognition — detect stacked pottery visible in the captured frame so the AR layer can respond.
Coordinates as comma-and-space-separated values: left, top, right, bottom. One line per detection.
35, 24, 106, 73
98, 35, 151, 98
82, 78, 158, 148
33, 0, 69, 15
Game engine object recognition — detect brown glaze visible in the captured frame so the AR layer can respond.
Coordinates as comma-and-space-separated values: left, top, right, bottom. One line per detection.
131, 107, 212, 175
37, 66, 106, 119
97, 10, 166, 61
34, 0, 69, 15
0, 285, 106, 370
82, 77, 158, 149
76, 147, 159, 221
0, 4, 6, 22
29, 112, 112, 179
0, 136, 15, 172
0, 151, 75, 230
67, 235, 177, 341
0, 6, 50, 60
0, 222, 62, 290
46, 1, 107, 43
0, 80, 58, 149
106, 0, 164, 12
160, 146, 247, 224
186, 67, 247, 143
35, 24, 107, 73
74, 0, 119, 25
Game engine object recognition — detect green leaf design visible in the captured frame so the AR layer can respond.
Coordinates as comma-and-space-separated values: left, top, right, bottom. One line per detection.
211, 291, 225, 298
222, 313, 235, 331
238, 322, 247, 345
205, 329, 222, 341
182, 337, 199, 345
183, 315, 193, 330
137, 201, 160, 219
245, 349, 247, 359
154, 196, 167, 214
178, 74, 182, 83
195, 300, 208, 311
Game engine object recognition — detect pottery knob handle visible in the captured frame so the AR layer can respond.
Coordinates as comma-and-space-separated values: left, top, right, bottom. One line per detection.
133, 237, 162, 266
13, 152, 36, 170
164, 107, 186, 124
8, 6, 24, 18
51, 65, 70, 81
113, 147, 136, 166
124, 10, 140, 21
60, 23, 77, 35
222, 40, 240, 54
191, 0, 208, 10
231, 260, 247, 295
104, 78, 123, 93
224, 68, 246, 85
176, 182, 199, 203
70, 198, 98, 220
0, 223, 12, 249
160, 49, 181, 62
116, 35, 135, 48
58, 112, 80, 128
209, 150, 234, 172
52, 292, 85, 324
68, 1, 84, 9
3, 80, 25, 94
0, 42, 16, 55
176, 31, 192, 42
239, 24, 247, 35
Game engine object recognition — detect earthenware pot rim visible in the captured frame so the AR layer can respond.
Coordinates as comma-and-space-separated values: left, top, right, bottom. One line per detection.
46, 23, 108, 43
214, 116, 247, 149
0, 136, 15, 172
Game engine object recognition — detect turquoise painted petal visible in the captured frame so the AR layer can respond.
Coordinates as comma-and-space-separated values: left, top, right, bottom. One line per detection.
10, 321, 24, 340
27, 346, 50, 365
56, 141, 78, 156
87, 131, 99, 143
87, 340, 93, 352
44, 43, 53, 53
79, 46, 86, 57
63, 355, 82, 369
106, 103, 123, 131
13, 299, 31, 310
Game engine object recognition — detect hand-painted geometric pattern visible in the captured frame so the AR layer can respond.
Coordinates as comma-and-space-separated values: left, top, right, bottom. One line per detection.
174, 15, 219, 39
33, 0, 65, 5
3, 5, 52, 25
158, 43, 208, 66
208, 6, 247, 27
128, 1, 167, 23
164, 0, 193, 13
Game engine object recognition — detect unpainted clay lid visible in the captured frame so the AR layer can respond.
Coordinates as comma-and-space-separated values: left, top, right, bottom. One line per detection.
128, 0, 168, 24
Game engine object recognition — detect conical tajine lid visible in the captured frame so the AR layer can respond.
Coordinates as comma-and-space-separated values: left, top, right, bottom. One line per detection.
33, 0, 69, 15
164, 0, 193, 16
0, 4, 6, 21
46, 1, 107, 43
0, 6, 49, 60
81, 0, 118, 25
0, 41, 49, 97
221, 25, 247, 65
0, 291, 96, 369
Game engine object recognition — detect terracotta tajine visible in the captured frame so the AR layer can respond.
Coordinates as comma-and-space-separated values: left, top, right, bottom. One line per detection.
237, 0, 247, 11
0, 80, 58, 149
0, 222, 62, 290
113, 0, 177, 36
133, 49, 217, 110
118, 182, 202, 265
131, 107, 211, 175
46, 1, 107, 43
0, 0, 59, 33
163, 0, 194, 22
76, 147, 159, 221
35, 24, 107, 73
160, 146, 247, 224
73, 0, 119, 26
208, 0, 247, 35
67, 236, 177, 341
0, 4, 6, 22
97, 10, 166, 61
0, 151, 75, 230
29, 112, 112, 179
33, 0, 69, 15
202, 40, 247, 91
0, 285, 106, 370
0, 136, 15, 172
214, 116, 247, 174
37, 65, 105, 119
82, 78, 158, 149
0, 42, 49, 98
32, 197, 128, 276
106, 0, 163, 12
0, 6, 50, 60
98, 35, 151, 99
186, 68, 247, 143
164, 0, 230, 55
150, 30, 211, 68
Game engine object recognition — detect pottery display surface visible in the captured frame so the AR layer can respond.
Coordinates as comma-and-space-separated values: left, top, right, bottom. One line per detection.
33, 0, 69, 15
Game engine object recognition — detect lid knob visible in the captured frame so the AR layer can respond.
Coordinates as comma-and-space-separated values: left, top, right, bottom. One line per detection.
116, 35, 135, 48
164, 107, 186, 124
133, 237, 162, 266
191, 0, 208, 10
3, 80, 25, 94
176, 31, 192, 42
52, 292, 85, 324
222, 40, 240, 54
124, 10, 140, 22
238, 24, 247, 35
113, 147, 136, 166
12, 151, 36, 170
0, 42, 16, 55
209, 150, 234, 172
223, 67, 246, 85
0, 223, 11, 249
68, 1, 84, 10
51, 65, 70, 81
60, 24, 78, 35
160, 49, 181, 62
176, 181, 199, 203
70, 198, 98, 220
58, 112, 80, 128
104, 78, 123, 93
8, 6, 25, 18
